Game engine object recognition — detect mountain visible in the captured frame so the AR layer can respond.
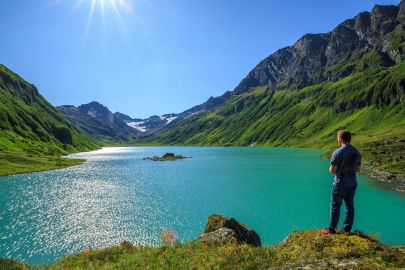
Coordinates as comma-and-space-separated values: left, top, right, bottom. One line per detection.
0, 65, 99, 175
147, 2, 405, 183
57, 102, 139, 143
233, 2, 405, 94
58, 101, 211, 139
58, 102, 181, 141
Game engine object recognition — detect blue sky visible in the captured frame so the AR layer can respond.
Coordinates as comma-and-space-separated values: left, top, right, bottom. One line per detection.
0, 0, 400, 118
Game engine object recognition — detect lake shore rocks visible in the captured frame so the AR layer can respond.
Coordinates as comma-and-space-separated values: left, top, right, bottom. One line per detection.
363, 163, 405, 192
143, 152, 188, 161
198, 214, 261, 247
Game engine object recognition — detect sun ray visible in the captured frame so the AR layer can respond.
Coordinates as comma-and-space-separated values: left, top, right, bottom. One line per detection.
66, 0, 85, 21
74, 0, 97, 69
109, 0, 130, 36
108, 0, 136, 60
82, 0, 97, 48
100, 0, 106, 34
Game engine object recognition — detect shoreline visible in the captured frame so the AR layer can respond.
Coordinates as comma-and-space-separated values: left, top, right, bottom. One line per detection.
363, 163, 405, 193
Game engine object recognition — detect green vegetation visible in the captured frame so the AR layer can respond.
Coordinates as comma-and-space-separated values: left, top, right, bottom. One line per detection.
0, 65, 100, 176
3, 230, 403, 270
0, 150, 85, 176
151, 62, 405, 177
0, 259, 29, 270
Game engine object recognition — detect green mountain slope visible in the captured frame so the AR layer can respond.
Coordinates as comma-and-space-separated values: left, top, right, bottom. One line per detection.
150, 56, 405, 184
0, 65, 99, 175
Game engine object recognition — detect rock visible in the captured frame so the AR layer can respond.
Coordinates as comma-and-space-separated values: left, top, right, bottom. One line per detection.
162, 152, 175, 158
198, 228, 238, 245
201, 214, 261, 247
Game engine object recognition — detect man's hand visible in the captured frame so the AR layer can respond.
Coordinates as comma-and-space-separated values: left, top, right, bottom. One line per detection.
329, 165, 337, 174
356, 165, 361, 173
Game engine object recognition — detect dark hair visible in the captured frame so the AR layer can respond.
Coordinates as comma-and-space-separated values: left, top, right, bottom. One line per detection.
337, 130, 351, 143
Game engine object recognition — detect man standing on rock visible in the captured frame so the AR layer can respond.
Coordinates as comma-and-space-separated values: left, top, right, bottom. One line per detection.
322, 130, 361, 235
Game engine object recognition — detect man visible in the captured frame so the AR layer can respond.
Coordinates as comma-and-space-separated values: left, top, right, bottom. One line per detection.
322, 130, 361, 235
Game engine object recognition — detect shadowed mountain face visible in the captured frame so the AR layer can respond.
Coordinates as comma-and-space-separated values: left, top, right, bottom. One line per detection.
57, 102, 138, 143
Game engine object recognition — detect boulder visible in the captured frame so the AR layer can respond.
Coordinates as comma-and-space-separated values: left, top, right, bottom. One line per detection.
201, 214, 261, 247
162, 153, 175, 158
198, 228, 238, 245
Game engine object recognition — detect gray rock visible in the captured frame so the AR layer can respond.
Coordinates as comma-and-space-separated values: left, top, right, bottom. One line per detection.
202, 214, 261, 247
198, 228, 237, 245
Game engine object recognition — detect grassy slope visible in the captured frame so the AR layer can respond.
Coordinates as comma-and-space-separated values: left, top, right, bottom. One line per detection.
0, 151, 85, 176
0, 65, 99, 176
4, 230, 399, 270
152, 62, 405, 175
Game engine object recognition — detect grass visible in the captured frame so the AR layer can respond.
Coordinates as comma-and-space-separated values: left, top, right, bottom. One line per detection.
0, 151, 85, 176
3, 230, 402, 270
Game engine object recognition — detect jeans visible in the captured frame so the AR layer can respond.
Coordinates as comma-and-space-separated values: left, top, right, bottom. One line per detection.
328, 184, 357, 231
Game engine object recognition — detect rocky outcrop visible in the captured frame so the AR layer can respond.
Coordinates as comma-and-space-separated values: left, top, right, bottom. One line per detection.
199, 214, 261, 247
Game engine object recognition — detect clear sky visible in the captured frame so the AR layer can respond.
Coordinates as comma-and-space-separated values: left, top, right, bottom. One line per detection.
0, 0, 400, 118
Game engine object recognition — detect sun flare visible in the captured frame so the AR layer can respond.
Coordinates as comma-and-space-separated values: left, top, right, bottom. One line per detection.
52, 0, 138, 57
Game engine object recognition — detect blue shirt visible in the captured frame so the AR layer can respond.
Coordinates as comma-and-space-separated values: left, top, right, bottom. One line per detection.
330, 144, 361, 187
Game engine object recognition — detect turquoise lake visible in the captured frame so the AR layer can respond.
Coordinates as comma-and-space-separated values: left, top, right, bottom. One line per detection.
0, 147, 404, 264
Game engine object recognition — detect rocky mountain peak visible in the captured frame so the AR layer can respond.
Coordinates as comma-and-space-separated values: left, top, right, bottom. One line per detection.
370, 4, 399, 34
231, 1, 404, 95
78, 101, 114, 124
397, 0, 405, 24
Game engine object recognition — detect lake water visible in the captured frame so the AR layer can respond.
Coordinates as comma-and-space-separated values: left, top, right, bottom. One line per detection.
0, 147, 404, 264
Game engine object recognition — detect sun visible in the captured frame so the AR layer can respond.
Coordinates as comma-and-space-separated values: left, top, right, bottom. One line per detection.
57, 0, 136, 51
44, 0, 143, 61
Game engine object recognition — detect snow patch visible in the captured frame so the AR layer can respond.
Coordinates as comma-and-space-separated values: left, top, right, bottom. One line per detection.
165, 116, 177, 124
87, 108, 97, 117
127, 121, 148, 133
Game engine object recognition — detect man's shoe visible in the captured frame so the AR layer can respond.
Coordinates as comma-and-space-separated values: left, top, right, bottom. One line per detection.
343, 229, 351, 235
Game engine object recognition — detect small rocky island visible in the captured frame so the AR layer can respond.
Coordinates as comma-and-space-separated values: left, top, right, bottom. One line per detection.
143, 152, 188, 161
